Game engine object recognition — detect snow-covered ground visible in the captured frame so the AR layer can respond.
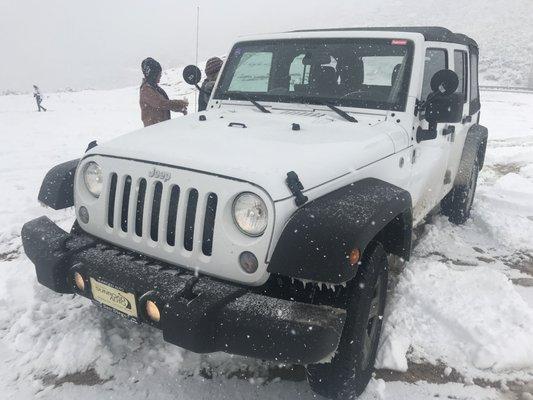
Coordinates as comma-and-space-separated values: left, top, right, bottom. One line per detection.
1, 84, 532, 400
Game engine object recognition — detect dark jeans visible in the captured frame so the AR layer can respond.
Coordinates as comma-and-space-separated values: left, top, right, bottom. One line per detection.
36, 97, 47, 112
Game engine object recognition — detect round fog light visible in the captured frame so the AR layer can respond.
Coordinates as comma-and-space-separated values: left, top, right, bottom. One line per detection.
73, 272, 85, 291
79, 206, 90, 224
239, 252, 258, 274
145, 300, 161, 323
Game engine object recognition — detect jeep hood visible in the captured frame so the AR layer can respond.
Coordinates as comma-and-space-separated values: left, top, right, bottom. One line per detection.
90, 109, 404, 201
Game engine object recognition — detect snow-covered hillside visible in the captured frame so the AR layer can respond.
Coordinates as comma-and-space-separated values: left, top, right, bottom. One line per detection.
0, 85, 532, 399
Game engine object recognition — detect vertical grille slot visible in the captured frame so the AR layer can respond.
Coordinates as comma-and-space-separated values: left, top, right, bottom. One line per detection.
166, 185, 180, 246
202, 193, 218, 256
150, 181, 163, 241
135, 178, 147, 237
107, 173, 118, 228
184, 189, 198, 251
121, 176, 132, 232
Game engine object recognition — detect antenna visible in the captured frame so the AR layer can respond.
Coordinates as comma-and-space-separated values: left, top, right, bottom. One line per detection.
194, 5, 200, 109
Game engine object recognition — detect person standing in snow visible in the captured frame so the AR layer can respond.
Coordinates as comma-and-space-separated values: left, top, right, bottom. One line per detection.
198, 57, 223, 112
140, 57, 188, 127
33, 85, 47, 112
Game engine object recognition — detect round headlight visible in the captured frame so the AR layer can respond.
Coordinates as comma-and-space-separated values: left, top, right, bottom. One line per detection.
233, 193, 268, 236
83, 161, 103, 197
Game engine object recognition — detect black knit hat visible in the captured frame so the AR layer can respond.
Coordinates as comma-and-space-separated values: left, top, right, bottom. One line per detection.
141, 57, 162, 84
205, 57, 223, 78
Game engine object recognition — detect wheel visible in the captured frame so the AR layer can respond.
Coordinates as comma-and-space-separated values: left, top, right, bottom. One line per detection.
306, 242, 389, 399
441, 158, 479, 225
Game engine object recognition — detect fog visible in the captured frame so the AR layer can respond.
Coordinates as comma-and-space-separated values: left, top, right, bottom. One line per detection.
1, 0, 532, 92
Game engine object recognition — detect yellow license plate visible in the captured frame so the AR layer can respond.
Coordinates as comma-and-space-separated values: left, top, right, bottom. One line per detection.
90, 278, 138, 318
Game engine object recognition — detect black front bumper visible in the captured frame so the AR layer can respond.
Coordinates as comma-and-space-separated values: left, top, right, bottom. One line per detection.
21, 216, 346, 365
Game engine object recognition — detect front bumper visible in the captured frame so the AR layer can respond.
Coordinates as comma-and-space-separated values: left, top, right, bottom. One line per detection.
21, 216, 346, 365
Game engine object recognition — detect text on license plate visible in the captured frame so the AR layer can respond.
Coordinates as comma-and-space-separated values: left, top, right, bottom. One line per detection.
90, 278, 138, 318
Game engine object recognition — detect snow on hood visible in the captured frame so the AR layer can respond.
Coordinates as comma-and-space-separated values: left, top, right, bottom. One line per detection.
90, 109, 398, 201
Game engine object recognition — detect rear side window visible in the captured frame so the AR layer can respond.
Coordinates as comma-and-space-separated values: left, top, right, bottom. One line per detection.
421, 48, 448, 100
454, 50, 468, 102
469, 51, 480, 114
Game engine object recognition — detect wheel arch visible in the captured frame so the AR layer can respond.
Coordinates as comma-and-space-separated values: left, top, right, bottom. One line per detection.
267, 178, 413, 285
455, 124, 488, 186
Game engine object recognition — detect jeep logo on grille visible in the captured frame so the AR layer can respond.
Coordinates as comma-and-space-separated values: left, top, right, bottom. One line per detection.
148, 167, 171, 182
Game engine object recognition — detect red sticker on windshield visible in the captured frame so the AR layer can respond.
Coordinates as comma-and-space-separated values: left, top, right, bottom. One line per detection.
391, 39, 408, 45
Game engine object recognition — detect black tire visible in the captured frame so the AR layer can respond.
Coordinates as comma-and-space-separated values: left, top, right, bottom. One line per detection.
441, 158, 479, 225
306, 242, 388, 399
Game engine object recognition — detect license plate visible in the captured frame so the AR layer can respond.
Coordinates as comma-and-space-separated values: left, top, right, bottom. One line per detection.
90, 278, 138, 319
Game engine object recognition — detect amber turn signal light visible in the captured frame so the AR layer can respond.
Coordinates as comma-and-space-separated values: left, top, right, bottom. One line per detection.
73, 271, 85, 291
349, 248, 361, 266
145, 300, 161, 323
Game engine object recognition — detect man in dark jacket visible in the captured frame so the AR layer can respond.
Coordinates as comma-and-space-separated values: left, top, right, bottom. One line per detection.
140, 57, 188, 127
198, 57, 223, 112
33, 85, 47, 112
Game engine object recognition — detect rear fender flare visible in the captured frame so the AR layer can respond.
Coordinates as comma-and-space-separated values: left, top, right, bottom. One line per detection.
455, 124, 488, 186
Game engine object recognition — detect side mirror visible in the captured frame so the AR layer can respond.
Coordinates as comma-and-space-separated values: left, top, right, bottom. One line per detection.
425, 93, 464, 124
183, 65, 202, 85
417, 69, 464, 143
417, 93, 464, 142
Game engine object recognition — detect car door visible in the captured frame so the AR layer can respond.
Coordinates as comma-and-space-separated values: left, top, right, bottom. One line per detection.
410, 47, 451, 223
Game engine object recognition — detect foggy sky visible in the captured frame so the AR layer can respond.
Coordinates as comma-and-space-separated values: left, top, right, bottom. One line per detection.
1, 0, 532, 92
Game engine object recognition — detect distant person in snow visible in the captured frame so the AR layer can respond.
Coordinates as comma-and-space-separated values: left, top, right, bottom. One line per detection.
140, 57, 188, 127
33, 85, 47, 112
198, 57, 223, 112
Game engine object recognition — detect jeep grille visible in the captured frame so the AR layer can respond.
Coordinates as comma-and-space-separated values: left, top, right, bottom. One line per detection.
106, 173, 218, 256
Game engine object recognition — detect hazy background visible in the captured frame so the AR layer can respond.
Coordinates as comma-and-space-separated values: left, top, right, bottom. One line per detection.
1, 0, 532, 93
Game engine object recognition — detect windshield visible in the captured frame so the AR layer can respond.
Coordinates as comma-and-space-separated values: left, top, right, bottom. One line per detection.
215, 38, 414, 111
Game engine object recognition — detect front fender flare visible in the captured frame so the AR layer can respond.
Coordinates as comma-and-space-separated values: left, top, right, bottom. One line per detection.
38, 159, 79, 210
268, 178, 412, 284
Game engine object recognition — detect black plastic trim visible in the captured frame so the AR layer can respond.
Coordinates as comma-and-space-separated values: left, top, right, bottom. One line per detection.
21, 216, 346, 365
291, 26, 478, 47
268, 178, 412, 284
37, 159, 80, 210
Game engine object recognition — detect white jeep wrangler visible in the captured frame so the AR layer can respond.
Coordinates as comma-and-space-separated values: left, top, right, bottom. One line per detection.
22, 26, 487, 398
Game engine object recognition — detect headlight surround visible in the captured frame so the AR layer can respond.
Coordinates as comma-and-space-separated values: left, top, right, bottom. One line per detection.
83, 161, 103, 198
232, 192, 268, 237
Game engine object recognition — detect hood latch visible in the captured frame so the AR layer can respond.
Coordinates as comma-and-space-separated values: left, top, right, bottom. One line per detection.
286, 171, 308, 207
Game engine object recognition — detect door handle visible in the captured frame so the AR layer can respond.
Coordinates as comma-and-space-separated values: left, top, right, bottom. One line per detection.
462, 115, 472, 124
442, 126, 455, 136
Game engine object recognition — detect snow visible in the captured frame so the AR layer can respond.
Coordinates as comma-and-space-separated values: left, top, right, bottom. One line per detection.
1, 86, 533, 399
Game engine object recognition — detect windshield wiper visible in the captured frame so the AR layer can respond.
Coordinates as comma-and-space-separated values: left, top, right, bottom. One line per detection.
226, 91, 271, 113
317, 101, 358, 123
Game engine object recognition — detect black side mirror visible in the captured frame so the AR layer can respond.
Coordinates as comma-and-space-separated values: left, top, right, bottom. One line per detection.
183, 65, 202, 85
417, 69, 463, 143
425, 93, 464, 124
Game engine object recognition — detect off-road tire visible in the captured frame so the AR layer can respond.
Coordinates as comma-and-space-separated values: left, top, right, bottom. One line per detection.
441, 158, 479, 225
306, 242, 388, 399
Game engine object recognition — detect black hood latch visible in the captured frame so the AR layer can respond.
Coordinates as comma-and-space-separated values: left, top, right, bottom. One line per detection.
286, 171, 308, 207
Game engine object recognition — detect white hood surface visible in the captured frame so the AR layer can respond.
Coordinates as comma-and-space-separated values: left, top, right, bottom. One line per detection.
91, 109, 405, 201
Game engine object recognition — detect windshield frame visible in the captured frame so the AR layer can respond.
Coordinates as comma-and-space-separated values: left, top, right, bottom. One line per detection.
214, 38, 415, 112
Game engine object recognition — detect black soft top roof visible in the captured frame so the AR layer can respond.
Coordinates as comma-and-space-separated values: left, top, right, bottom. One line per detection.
292, 26, 478, 48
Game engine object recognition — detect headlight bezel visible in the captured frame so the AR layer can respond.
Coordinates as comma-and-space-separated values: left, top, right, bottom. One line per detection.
232, 192, 268, 237
83, 161, 103, 198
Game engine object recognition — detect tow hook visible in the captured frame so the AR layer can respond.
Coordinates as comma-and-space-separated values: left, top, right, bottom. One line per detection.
286, 171, 308, 206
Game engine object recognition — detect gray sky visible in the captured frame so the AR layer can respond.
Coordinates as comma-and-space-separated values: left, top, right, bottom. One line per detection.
1, 0, 532, 92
